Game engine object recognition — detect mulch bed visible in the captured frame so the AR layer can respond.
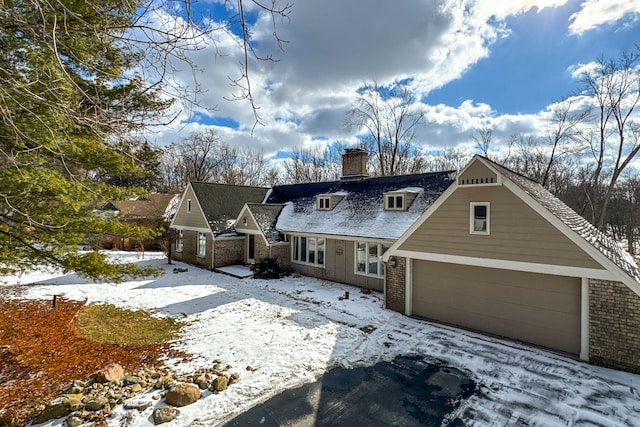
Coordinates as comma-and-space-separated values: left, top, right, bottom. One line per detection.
0, 291, 185, 426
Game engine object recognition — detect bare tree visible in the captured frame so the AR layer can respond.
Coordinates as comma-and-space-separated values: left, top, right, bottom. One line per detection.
282, 148, 341, 183
345, 81, 425, 176
179, 129, 224, 182
578, 50, 640, 230
472, 126, 494, 158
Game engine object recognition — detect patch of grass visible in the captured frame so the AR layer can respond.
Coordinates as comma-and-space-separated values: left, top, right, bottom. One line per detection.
75, 304, 183, 345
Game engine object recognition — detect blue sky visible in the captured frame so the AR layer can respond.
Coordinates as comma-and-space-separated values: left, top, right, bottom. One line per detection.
153, 0, 640, 166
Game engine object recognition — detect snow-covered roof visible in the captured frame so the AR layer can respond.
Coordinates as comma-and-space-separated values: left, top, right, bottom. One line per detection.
484, 157, 640, 285
268, 172, 455, 240
244, 203, 285, 244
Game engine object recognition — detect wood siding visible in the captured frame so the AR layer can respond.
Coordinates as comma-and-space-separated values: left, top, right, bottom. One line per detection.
290, 238, 384, 291
172, 186, 209, 230
458, 161, 498, 186
413, 261, 581, 354
399, 185, 603, 270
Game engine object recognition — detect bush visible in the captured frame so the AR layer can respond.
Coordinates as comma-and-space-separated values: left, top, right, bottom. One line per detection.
252, 257, 289, 279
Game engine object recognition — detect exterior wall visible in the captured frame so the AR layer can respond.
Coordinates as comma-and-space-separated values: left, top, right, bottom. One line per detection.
589, 279, 640, 373
399, 185, 603, 270
385, 257, 406, 313
290, 238, 384, 291
213, 237, 244, 268
172, 229, 212, 269
270, 243, 291, 269
457, 161, 498, 185
252, 234, 271, 262
172, 186, 209, 229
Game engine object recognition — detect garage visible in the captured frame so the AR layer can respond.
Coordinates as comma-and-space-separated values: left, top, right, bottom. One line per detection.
412, 260, 581, 354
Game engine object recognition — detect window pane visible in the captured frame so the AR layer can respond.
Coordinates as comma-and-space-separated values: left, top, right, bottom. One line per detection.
396, 196, 403, 209
368, 244, 378, 275
317, 239, 325, 265
387, 196, 394, 209
356, 241, 367, 272
300, 237, 307, 262
293, 236, 299, 261
198, 232, 206, 256
474, 205, 487, 232
308, 238, 316, 264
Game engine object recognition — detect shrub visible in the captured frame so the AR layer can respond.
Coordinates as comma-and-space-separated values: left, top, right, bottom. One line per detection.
252, 257, 289, 279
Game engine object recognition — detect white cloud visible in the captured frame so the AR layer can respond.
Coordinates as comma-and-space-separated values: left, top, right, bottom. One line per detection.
569, 0, 640, 35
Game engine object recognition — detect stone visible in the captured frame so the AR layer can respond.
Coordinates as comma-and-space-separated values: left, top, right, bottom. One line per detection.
211, 376, 228, 392
131, 383, 143, 393
153, 407, 180, 425
124, 375, 142, 385
95, 363, 124, 383
154, 375, 174, 390
124, 400, 153, 411
85, 395, 109, 412
229, 372, 240, 385
66, 415, 84, 427
165, 383, 201, 407
34, 394, 82, 423
194, 375, 208, 390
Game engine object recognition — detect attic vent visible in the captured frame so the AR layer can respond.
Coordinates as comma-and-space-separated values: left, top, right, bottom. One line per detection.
461, 177, 495, 185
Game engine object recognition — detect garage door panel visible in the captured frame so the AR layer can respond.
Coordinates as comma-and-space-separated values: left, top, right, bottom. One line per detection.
413, 261, 581, 354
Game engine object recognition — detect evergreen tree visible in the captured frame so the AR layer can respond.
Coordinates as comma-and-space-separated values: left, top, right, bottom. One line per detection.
0, 0, 173, 280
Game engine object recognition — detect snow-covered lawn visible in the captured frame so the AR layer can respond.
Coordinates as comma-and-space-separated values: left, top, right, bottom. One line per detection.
3, 252, 640, 426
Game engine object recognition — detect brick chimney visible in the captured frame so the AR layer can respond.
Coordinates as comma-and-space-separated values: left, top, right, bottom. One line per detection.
341, 148, 368, 180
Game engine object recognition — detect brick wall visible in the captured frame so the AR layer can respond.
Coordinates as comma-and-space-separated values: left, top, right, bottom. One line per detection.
385, 257, 406, 313
214, 238, 244, 268
270, 243, 291, 269
589, 279, 640, 373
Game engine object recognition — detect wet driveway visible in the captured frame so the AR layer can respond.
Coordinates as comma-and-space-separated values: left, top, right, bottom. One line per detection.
223, 355, 476, 426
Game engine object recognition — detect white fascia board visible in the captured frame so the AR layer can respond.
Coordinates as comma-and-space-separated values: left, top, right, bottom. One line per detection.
392, 249, 616, 280
171, 225, 212, 234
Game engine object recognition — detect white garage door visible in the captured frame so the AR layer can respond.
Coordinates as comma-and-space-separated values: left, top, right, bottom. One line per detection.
412, 261, 581, 354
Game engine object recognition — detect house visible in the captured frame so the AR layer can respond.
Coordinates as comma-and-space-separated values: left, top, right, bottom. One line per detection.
97, 193, 180, 250
382, 155, 640, 373
169, 182, 269, 269
234, 148, 455, 290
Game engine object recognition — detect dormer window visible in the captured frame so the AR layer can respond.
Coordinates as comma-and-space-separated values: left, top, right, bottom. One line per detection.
317, 195, 332, 210
385, 193, 405, 211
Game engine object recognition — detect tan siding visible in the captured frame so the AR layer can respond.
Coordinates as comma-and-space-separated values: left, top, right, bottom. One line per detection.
172, 186, 210, 229
400, 186, 603, 269
458, 161, 498, 185
236, 207, 260, 232
413, 261, 581, 354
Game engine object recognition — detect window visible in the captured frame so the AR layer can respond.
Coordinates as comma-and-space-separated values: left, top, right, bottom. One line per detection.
470, 202, 490, 234
292, 235, 325, 266
317, 196, 331, 210
355, 241, 388, 276
385, 194, 405, 211
176, 230, 184, 252
187, 199, 192, 212
197, 232, 207, 257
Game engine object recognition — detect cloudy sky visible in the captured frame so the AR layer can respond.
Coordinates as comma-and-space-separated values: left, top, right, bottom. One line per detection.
151, 0, 640, 164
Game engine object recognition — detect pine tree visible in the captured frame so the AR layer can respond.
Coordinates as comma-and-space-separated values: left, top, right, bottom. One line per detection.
0, 0, 173, 280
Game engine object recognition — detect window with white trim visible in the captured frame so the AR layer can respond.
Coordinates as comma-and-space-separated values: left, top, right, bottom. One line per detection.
317, 196, 331, 210
355, 241, 388, 277
197, 232, 207, 257
176, 230, 184, 252
470, 202, 490, 234
384, 194, 405, 211
292, 235, 325, 266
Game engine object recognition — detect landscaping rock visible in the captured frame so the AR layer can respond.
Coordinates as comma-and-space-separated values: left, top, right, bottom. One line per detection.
229, 372, 240, 385
153, 407, 180, 425
66, 415, 84, 427
124, 400, 153, 411
95, 363, 124, 383
124, 375, 142, 385
211, 376, 228, 392
85, 395, 109, 412
34, 394, 82, 423
165, 383, 201, 407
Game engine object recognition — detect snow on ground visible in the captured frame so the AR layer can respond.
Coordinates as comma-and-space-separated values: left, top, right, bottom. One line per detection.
3, 252, 640, 426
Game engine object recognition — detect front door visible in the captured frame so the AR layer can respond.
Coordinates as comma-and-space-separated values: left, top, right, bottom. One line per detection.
248, 235, 255, 262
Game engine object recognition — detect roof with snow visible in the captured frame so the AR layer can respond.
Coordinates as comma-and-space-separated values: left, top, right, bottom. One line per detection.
244, 203, 285, 244
482, 156, 640, 285
100, 193, 180, 221
267, 172, 455, 240
190, 182, 269, 234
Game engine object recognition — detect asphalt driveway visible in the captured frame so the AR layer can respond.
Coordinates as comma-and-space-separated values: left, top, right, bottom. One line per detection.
223, 355, 476, 426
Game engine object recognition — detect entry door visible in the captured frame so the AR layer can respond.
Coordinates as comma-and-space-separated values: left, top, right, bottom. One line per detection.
248, 235, 255, 261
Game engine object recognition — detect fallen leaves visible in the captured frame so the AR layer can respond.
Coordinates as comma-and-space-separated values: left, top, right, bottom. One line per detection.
0, 294, 183, 425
